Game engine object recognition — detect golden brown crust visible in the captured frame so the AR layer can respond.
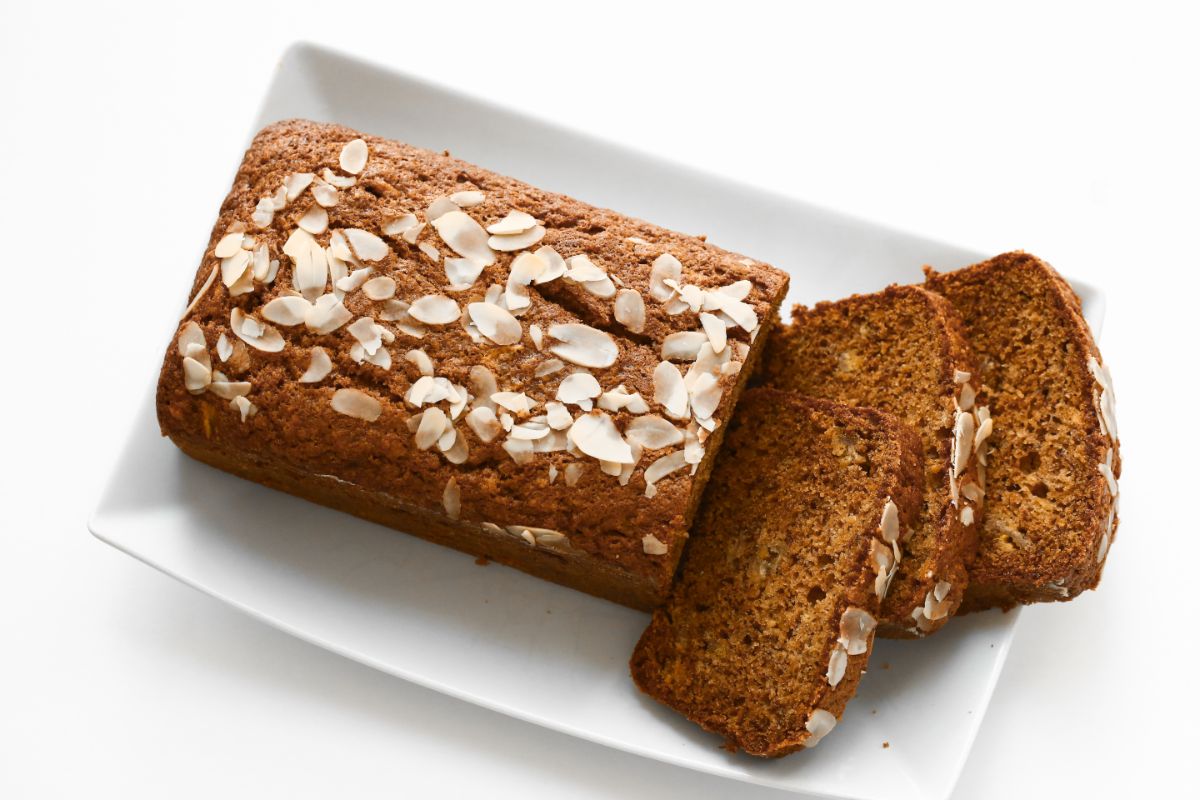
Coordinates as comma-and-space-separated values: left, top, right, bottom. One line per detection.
630, 390, 924, 757
756, 285, 982, 636
157, 119, 789, 610
925, 251, 1120, 611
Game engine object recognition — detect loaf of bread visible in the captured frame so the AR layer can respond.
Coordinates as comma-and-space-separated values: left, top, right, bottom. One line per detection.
757, 286, 986, 637
157, 119, 789, 610
630, 389, 924, 756
925, 252, 1119, 610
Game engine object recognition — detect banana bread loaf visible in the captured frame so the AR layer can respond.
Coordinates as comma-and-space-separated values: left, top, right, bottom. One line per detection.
924, 252, 1119, 611
630, 389, 924, 756
156, 119, 789, 610
757, 286, 985, 636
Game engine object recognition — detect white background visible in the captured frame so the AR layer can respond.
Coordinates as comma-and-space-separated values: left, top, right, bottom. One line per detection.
3, 1, 1196, 798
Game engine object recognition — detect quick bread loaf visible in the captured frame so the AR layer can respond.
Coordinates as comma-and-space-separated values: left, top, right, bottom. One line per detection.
757, 286, 987, 637
925, 252, 1120, 611
157, 119, 789, 610
630, 389, 924, 756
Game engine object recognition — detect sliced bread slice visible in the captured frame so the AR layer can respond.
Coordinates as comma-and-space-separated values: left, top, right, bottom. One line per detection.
924, 252, 1120, 611
757, 286, 985, 637
629, 389, 923, 757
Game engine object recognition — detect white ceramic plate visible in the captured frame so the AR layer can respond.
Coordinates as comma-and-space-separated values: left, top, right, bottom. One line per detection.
90, 43, 1107, 800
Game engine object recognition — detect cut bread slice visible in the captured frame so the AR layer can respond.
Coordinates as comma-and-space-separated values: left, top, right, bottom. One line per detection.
629, 389, 923, 757
757, 286, 984, 637
924, 252, 1120, 611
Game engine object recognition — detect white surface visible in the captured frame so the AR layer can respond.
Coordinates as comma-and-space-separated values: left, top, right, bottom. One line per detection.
86, 43, 1080, 799
2, 2, 1197, 799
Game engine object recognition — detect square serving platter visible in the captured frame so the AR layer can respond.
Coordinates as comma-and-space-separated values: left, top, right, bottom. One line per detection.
90, 42, 1107, 800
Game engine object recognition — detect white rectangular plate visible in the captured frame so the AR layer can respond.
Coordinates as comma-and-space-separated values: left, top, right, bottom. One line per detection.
91, 43, 1106, 800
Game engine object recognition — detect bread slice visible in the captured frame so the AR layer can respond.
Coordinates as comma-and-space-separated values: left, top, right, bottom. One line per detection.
757, 286, 984, 637
629, 389, 923, 757
924, 252, 1120, 611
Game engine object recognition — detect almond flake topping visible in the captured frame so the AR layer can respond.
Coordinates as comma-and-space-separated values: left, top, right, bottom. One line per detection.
597, 385, 649, 414
339, 139, 368, 175
344, 228, 389, 262
698, 312, 727, 354
661, 331, 708, 361
951, 408, 976, 478
305, 293, 354, 334
466, 407, 503, 443
838, 608, 876, 656
409, 295, 461, 325
954, 369, 972, 384
491, 391, 534, 415
487, 211, 539, 235
331, 388, 382, 421
803, 710, 836, 748
297, 205, 329, 235
182, 356, 212, 394
261, 295, 312, 326
532, 246, 567, 284
311, 180, 338, 208
427, 196, 459, 222
362, 276, 396, 301
547, 323, 617, 368
299, 347, 333, 383
283, 228, 329, 301
214, 232, 244, 259
827, 646, 848, 688
625, 415, 683, 450
506, 252, 546, 310
181, 266, 218, 319
449, 190, 485, 207
880, 499, 900, 543
534, 358, 564, 378
613, 289, 646, 333
404, 349, 434, 376
488, 225, 546, 252
654, 361, 689, 419
442, 478, 461, 520
556, 373, 602, 407
383, 213, 419, 237
415, 407, 450, 449
216, 333, 233, 362
642, 534, 669, 556
431, 210, 496, 267
568, 411, 634, 464
283, 173, 315, 202
544, 401, 573, 430
649, 254, 682, 301
444, 257, 485, 290
643, 451, 687, 497
231, 396, 257, 422
230, 308, 285, 352
468, 302, 522, 345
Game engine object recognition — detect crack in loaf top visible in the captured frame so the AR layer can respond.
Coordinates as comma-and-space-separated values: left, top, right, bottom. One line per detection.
162, 119, 790, 577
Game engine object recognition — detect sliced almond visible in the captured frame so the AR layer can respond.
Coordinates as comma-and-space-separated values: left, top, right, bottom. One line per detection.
362, 276, 396, 301
488, 225, 546, 252
642, 534, 669, 556
331, 388, 382, 421
339, 138, 368, 174
468, 302, 522, 345
444, 257, 484, 290
661, 331, 708, 361
297, 205, 329, 235
644, 451, 687, 497
344, 229, 389, 262
532, 246, 566, 284
803, 710, 836, 748
283, 172, 315, 202
568, 411, 634, 464
486, 210, 539, 235
465, 406, 503, 443
698, 312, 727, 354
547, 323, 617, 369
304, 294, 353, 335
649, 254, 682, 302
442, 477, 461, 520
427, 195, 459, 222
230, 308, 285, 352
613, 289, 646, 333
654, 361, 689, 419
214, 232, 245, 259
409, 295, 461, 325
556, 373, 602, 407
431, 210, 496, 267
625, 415, 683, 450
415, 407, 450, 449
449, 190, 485, 207
261, 295, 312, 326
299, 347, 333, 383
383, 213, 419, 237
